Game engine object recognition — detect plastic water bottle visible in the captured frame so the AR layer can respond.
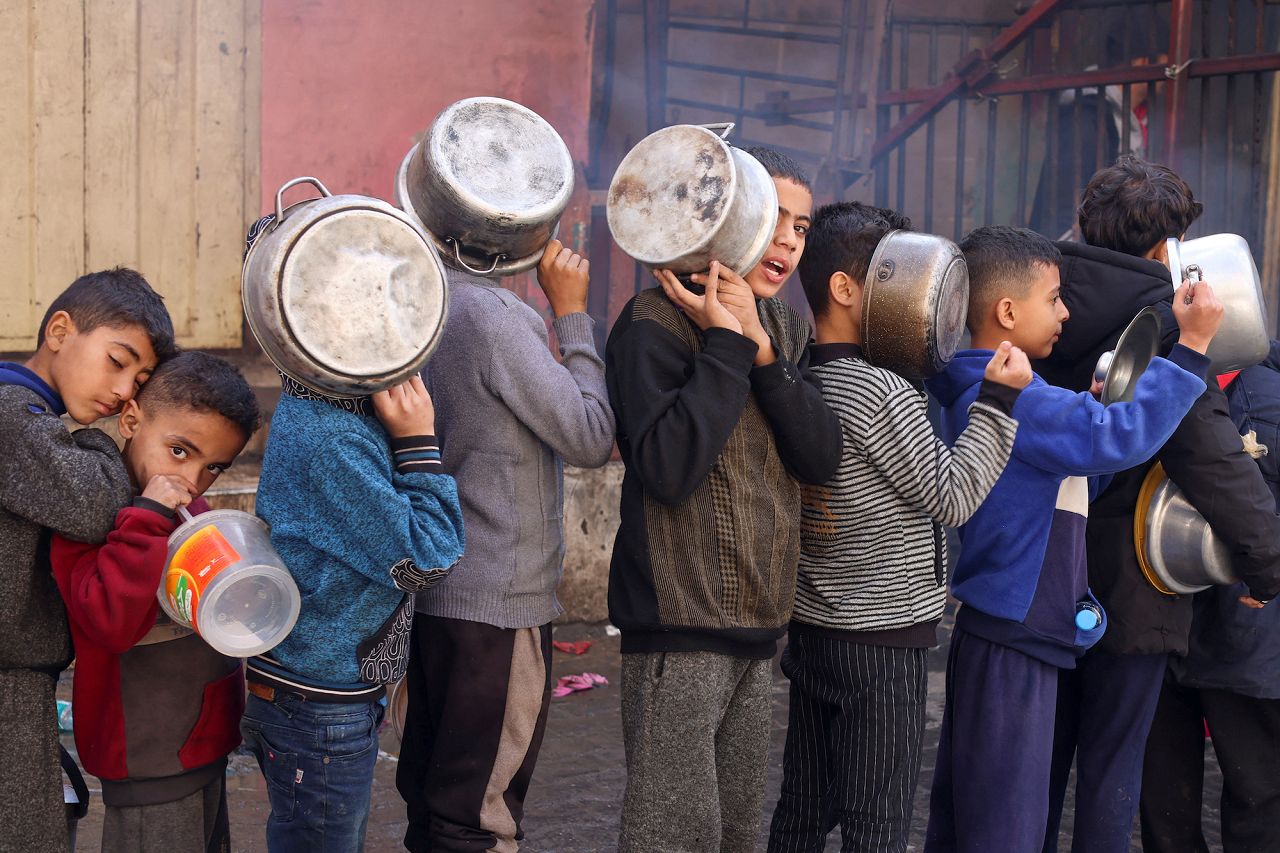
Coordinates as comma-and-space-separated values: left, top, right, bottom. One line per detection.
55, 700, 73, 732
1075, 601, 1103, 631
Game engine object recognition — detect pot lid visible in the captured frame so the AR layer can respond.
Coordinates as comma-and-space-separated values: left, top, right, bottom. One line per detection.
606, 124, 739, 267
1100, 306, 1162, 405
279, 207, 446, 379
427, 97, 574, 219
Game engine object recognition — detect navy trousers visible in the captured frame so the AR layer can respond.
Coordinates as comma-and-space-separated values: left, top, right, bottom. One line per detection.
1042, 649, 1167, 853
924, 626, 1059, 853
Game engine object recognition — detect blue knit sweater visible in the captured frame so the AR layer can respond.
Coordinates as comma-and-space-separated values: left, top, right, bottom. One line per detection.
926, 345, 1209, 665
255, 393, 465, 687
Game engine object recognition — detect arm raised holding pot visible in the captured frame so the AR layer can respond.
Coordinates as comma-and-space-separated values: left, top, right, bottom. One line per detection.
484, 239, 616, 469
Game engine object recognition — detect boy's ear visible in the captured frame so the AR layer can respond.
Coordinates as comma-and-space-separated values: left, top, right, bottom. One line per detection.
995, 296, 1018, 332
827, 271, 859, 308
117, 399, 143, 439
43, 311, 75, 351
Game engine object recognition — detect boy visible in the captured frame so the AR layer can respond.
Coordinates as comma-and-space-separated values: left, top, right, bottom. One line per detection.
922, 225, 1222, 852
1034, 156, 1280, 852
1141, 339, 1280, 852
243, 367, 465, 851
766, 203, 1029, 853
607, 147, 842, 852
51, 351, 261, 853
0, 268, 174, 852
396, 233, 615, 852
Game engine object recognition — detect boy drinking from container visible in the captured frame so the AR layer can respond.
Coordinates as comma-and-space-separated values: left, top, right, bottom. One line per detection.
607, 147, 842, 852
767, 203, 1029, 853
0, 268, 174, 852
922, 225, 1221, 852
51, 351, 261, 853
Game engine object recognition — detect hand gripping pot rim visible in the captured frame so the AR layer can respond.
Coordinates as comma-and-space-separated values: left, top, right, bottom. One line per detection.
158, 509, 301, 658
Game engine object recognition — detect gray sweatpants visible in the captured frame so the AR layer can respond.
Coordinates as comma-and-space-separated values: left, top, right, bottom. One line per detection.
102, 774, 229, 853
0, 670, 67, 853
619, 651, 773, 853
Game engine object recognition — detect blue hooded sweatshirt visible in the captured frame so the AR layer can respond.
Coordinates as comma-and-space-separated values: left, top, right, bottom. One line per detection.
925, 344, 1210, 666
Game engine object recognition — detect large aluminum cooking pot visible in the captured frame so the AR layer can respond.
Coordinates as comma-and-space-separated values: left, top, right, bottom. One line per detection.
860, 230, 969, 379
1094, 307, 1163, 405
396, 97, 575, 277
1134, 462, 1239, 595
606, 123, 778, 277
243, 177, 449, 398
1166, 234, 1269, 373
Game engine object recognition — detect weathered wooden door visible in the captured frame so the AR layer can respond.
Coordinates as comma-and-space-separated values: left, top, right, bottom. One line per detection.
0, 0, 259, 351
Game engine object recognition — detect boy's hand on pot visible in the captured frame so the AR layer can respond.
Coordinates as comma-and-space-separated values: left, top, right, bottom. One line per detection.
1173, 279, 1224, 355
142, 474, 195, 510
655, 263, 744, 336
697, 266, 776, 366
984, 341, 1033, 389
536, 238, 589, 318
373, 375, 436, 438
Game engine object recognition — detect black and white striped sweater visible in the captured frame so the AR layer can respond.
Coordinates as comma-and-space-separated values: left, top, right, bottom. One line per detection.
794, 344, 1018, 643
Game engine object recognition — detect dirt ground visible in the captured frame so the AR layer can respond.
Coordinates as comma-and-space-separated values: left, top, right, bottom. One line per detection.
59, 617, 1223, 852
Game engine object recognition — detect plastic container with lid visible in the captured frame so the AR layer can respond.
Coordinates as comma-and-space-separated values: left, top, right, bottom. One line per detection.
158, 509, 300, 658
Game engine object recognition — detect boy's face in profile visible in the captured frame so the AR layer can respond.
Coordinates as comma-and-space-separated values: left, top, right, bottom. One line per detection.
744, 178, 813, 300
1006, 262, 1070, 359
118, 401, 246, 499
45, 315, 158, 424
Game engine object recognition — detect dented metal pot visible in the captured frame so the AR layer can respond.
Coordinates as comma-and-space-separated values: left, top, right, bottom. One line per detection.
396, 97, 575, 277
606, 123, 778, 277
243, 176, 449, 397
1165, 234, 1269, 373
860, 230, 970, 379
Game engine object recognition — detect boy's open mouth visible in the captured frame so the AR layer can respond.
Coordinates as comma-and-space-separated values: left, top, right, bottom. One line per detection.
762, 258, 789, 282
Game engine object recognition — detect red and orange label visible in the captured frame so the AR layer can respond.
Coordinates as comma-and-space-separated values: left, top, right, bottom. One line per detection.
164, 525, 241, 632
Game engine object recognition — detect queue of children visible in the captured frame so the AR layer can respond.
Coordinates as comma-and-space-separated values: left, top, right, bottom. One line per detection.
1, 112, 1270, 853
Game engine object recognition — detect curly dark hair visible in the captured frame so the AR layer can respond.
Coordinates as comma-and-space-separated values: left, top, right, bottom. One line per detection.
136, 351, 262, 439
1077, 155, 1203, 257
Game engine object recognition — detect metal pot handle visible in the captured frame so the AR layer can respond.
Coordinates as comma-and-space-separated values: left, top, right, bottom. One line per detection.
445, 237, 505, 276
275, 176, 333, 222
699, 122, 735, 140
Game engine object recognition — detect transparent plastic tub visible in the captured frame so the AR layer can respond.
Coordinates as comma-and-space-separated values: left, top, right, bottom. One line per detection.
158, 509, 301, 658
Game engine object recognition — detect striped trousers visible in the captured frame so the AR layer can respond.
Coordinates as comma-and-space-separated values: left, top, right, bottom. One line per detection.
767, 628, 928, 853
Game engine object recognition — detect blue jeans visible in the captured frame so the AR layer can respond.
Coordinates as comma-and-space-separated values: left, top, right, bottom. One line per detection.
241, 692, 384, 853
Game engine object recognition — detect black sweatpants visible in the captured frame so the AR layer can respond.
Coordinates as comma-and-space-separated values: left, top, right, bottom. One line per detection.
1140, 675, 1280, 853
395, 614, 553, 853
767, 630, 928, 853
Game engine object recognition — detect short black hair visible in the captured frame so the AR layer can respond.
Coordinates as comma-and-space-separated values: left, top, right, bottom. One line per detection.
797, 202, 913, 318
744, 146, 812, 192
960, 226, 1062, 329
38, 268, 177, 359
1077, 155, 1203, 257
136, 351, 262, 440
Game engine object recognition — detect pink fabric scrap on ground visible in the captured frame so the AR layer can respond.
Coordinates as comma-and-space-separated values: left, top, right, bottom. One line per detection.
552, 672, 608, 698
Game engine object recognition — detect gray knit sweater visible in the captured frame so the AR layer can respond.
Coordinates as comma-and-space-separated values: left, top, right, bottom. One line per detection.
0, 384, 133, 671
421, 271, 615, 628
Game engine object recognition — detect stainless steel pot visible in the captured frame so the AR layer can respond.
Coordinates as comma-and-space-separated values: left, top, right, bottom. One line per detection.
1094, 307, 1163, 405
396, 97, 575, 277
1135, 462, 1239, 595
1166, 234, 1269, 373
606, 123, 778, 277
243, 177, 449, 398
860, 231, 969, 379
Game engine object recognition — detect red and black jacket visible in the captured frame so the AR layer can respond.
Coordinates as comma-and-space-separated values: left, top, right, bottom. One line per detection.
51, 497, 244, 807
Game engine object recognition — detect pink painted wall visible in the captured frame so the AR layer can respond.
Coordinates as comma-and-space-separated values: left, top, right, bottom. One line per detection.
260, 0, 596, 253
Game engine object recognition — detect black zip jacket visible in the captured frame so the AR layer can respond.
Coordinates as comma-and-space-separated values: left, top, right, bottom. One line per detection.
1034, 242, 1280, 655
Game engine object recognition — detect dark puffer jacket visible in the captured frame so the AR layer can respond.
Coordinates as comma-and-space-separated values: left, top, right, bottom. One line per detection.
1174, 341, 1280, 698
1034, 241, 1280, 656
